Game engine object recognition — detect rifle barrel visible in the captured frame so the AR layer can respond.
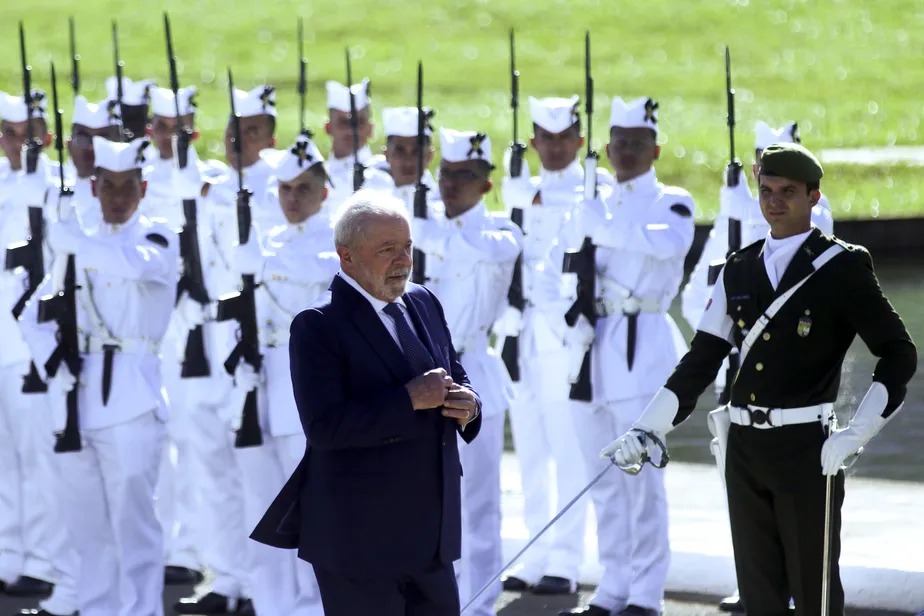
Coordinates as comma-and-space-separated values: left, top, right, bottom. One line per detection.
69, 16, 80, 94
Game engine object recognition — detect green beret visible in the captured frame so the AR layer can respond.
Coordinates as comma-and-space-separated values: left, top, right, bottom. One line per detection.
759, 142, 824, 183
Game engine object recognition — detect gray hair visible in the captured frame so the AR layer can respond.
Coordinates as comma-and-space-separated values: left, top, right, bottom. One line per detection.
333, 189, 410, 248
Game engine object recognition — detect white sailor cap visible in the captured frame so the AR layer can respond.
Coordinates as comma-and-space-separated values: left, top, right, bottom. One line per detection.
73, 95, 118, 129
105, 77, 155, 106
92, 136, 151, 172
609, 96, 659, 135
150, 86, 198, 118
754, 121, 800, 151
265, 133, 326, 182
382, 106, 433, 138
529, 95, 580, 134
326, 79, 371, 112
439, 128, 493, 167
232, 85, 277, 118
0, 90, 48, 123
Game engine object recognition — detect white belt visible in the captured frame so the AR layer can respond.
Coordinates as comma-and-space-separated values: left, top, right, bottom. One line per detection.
81, 336, 161, 356
728, 403, 834, 430
595, 295, 663, 318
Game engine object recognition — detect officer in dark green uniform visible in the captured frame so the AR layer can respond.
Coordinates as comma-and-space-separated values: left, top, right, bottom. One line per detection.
601, 143, 917, 615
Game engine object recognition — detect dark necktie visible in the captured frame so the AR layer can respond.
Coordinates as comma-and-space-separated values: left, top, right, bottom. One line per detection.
383, 303, 436, 375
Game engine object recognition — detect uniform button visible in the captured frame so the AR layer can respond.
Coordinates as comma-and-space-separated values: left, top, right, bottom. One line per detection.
763, 333, 771, 341
750, 393, 756, 402
755, 363, 764, 371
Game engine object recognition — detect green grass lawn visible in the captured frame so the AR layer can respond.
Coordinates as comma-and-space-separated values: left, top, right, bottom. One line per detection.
3, 0, 923, 220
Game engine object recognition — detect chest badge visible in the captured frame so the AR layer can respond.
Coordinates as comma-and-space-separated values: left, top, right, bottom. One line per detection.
797, 315, 812, 337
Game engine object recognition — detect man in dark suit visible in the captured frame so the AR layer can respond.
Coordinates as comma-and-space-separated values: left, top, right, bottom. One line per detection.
251, 190, 483, 616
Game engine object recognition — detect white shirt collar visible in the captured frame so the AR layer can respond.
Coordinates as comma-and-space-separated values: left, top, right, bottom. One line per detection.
617, 167, 658, 192
330, 145, 374, 166
443, 200, 486, 228
764, 226, 814, 255
539, 158, 583, 182
337, 270, 407, 314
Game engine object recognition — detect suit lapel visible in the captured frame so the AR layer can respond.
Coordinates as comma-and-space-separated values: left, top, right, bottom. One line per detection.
331, 276, 411, 382
752, 241, 776, 310
403, 290, 446, 371
774, 228, 827, 297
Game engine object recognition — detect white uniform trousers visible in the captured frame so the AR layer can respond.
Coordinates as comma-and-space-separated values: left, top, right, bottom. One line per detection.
456, 412, 505, 616
237, 432, 323, 615
27, 393, 79, 616
571, 396, 669, 613
185, 401, 249, 599
156, 342, 201, 571
0, 364, 63, 587
507, 353, 588, 584
59, 410, 166, 616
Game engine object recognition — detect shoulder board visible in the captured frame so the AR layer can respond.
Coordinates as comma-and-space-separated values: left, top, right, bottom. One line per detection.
669, 202, 693, 218
729, 238, 765, 262
145, 233, 169, 247
831, 237, 864, 253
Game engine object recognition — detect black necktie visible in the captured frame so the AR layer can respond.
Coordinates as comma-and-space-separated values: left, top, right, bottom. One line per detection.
383, 303, 435, 375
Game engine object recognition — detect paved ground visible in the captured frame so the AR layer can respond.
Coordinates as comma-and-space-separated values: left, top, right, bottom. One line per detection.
0, 585, 915, 615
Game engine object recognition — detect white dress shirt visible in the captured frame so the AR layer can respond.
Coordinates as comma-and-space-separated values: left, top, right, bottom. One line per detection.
762, 227, 815, 290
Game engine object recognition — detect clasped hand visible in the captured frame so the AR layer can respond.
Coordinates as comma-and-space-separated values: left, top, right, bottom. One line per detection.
405, 368, 477, 426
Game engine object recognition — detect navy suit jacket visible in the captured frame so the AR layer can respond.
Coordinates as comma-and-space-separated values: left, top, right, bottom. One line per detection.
250, 275, 482, 577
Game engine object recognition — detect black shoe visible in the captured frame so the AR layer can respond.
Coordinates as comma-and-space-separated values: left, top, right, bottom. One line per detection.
165, 566, 205, 586
533, 575, 577, 595
17, 609, 78, 616
174, 591, 251, 614
501, 575, 531, 591
559, 606, 611, 616
615, 607, 659, 616
719, 592, 744, 613
3, 577, 53, 598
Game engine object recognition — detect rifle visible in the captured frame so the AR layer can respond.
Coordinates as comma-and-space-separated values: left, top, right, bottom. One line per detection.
345, 48, 365, 191
582, 30, 598, 201
411, 61, 429, 285
18, 22, 43, 174
4, 24, 48, 393
561, 31, 599, 402
69, 16, 80, 95
111, 20, 126, 141
164, 12, 210, 378
500, 207, 525, 381
508, 29, 526, 178
215, 68, 263, 448
713, 45, 742, 406
297, 18, 309, 137
37, 61, 82, 453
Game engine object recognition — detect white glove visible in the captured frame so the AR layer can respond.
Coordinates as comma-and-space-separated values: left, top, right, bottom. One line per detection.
15, 158, 51, 207
172, 138, 204, 201
564, 314, 595, 384
234, 231, 265, 277
47, 219, 86, 255
501, 175, 536, 210
575, 198, 608, 240
48, 364, 77, 397
601, 387, 680, 467
176, 293, 208, 330
821, 382, 892, 476
493, 306, 524, 338
719, 179, 752, 219
233, 362, 261, 392
502, 146, 531, 180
